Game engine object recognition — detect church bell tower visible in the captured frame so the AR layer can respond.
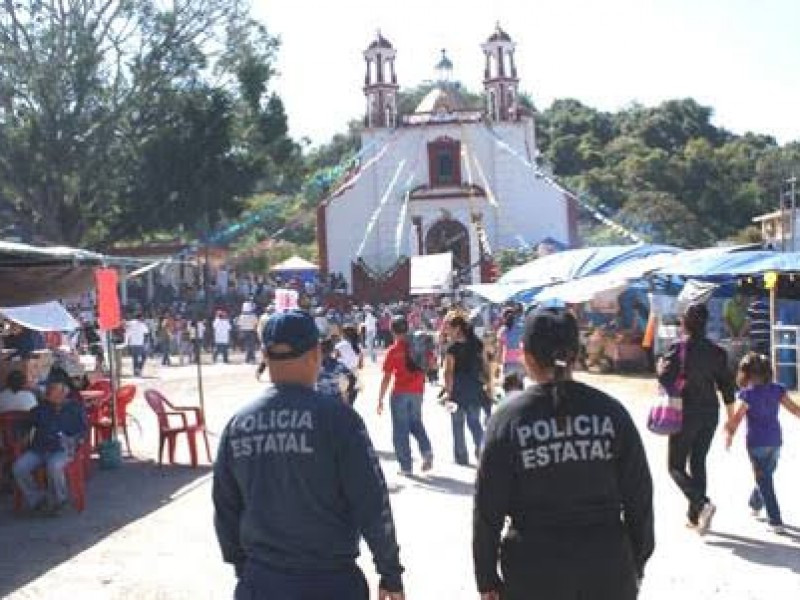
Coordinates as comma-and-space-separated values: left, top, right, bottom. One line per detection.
482, 24, 519, 122
363, 31, 399, 129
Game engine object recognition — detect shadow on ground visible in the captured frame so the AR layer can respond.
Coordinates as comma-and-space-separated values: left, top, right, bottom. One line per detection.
405, 474, 475, 496
705, 529, 800, 572
0, 458, 211, 596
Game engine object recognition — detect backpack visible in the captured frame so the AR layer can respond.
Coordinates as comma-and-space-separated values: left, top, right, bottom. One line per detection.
504, 323, 524, 351
406, 332, 433, 372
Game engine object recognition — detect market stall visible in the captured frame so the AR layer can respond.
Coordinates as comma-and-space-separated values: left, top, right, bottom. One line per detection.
270, 255, 319, 285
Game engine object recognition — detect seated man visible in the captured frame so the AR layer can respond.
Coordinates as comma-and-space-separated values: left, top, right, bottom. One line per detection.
12, 370, 87, 515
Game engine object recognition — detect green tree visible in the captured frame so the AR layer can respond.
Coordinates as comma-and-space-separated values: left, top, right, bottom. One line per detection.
0, 0, 296, 246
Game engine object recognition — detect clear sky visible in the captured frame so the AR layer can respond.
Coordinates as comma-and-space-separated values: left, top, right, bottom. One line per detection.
253, 0, 800, 147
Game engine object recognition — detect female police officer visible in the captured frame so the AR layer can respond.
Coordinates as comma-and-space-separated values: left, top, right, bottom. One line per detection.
473, 307, 654, 600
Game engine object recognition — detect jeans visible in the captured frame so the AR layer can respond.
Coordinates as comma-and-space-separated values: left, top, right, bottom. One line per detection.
235, 562, 368, 600
214, 343, 230, 363
748, 446, 782, 525
242, 330, 258, 364
13, 450, 69, 507
452, 404, 484, 464
390, 393, 433, 472
364, 330, 377, 362
130, 345, 146, 375
668, 412, 718, 523
161, 344, 172, 366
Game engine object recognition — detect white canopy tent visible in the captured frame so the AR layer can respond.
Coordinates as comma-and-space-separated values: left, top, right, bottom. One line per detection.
0, 301, 79, 332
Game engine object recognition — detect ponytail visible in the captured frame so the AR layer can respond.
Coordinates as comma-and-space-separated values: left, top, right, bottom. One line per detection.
550, 351, 572, 416
523, 308, 580, 418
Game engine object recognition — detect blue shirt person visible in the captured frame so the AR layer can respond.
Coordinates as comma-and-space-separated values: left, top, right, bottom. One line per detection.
213, 310, 405, 600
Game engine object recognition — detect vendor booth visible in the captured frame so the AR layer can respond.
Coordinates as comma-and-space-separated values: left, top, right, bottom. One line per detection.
654, 249, 800, 389
269, 255, 319, 285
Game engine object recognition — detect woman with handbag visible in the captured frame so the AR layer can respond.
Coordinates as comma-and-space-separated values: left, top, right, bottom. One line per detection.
657, 302, 736, 534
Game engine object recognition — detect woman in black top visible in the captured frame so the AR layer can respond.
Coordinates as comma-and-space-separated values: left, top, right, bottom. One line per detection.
473, 307, 654, 600
658, 302, 735, 533
443, 315, 486, 465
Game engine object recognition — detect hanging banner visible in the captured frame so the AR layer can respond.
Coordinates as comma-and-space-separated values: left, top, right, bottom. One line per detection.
274, 288, 299, 312
410, 252, 453, 295
95, 268, 121, 331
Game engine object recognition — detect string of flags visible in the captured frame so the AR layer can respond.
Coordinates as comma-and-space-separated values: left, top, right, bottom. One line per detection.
479, 125, 643, 243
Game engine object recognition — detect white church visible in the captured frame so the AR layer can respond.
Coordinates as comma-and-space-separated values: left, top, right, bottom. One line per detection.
317, 26, 578, 302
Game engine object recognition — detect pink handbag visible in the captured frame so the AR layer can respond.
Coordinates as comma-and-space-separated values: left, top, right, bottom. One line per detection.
648, 343, 686, 435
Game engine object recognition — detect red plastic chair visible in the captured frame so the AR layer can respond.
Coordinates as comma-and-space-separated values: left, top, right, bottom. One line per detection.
12, 443, 88, 513
0, 411, 30, 489
144, 390, 211, 467
92, 384, 138, 456
83, 379, 113, 451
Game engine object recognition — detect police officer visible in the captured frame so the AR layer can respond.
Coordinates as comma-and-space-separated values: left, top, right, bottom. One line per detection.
213, 310, 405, 600
473, 307, 654, 600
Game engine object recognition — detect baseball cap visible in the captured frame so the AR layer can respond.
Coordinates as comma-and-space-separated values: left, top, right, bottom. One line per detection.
262, 310, 320, 360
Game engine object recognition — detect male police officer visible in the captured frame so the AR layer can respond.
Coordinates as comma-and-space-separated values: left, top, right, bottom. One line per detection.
213, 310, 405, 600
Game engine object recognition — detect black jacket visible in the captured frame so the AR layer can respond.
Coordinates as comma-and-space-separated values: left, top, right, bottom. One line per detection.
473, 381, 654, 593
658, 337, 735, 415
212, 383, 403, 591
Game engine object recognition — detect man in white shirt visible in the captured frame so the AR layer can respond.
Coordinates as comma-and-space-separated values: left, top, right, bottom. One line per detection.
0, 370, 37, 413
213, 311, 232, 364
363, 309, 378, 363
125, 314, 149, 377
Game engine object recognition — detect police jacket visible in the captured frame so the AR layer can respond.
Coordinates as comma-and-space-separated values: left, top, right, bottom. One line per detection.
658, 337, 735, 415
473, 381, 654, 593
212, 383, 404, 592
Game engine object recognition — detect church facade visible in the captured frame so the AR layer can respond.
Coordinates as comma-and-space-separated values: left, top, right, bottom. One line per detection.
317, 26, 578, 301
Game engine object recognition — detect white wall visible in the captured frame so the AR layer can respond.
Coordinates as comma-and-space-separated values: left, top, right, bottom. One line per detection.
325, 119, 571, 286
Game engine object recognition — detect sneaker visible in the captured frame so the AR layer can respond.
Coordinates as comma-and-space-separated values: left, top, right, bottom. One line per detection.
421, 456, 433, 472
696, 501, 716, 535
750, 508, 761, 518
398, 468, 413, 477
769, 523, 786, 535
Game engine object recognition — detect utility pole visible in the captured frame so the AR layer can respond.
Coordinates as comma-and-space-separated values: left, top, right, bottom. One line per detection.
789, 175, 797, 252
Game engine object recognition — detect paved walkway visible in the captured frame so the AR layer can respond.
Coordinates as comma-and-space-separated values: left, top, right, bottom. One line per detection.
1, 354, 798, 598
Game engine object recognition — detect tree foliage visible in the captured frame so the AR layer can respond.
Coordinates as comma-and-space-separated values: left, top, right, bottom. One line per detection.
535, 98, 800, 247
0, 0, 300, 246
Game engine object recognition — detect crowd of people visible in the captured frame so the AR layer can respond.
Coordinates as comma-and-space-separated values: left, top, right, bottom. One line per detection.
2, 281, 798, 597
210, 296, 800, 600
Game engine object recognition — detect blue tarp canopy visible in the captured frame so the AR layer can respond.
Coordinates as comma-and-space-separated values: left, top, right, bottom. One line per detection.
500, 244, 679, 286
469, 244, 680, 303
654, 250, 800, 280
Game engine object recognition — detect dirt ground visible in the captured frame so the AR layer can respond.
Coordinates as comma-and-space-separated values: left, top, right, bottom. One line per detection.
1, 352, 798, 599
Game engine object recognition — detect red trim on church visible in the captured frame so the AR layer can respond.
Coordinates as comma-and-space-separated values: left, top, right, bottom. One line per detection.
565, 192, 580, 247
351, 259, 410, 303
316, 202, 329, 277
427, 137, 462, 187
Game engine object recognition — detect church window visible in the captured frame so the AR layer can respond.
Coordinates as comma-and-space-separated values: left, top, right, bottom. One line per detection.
428, 138, 461, 187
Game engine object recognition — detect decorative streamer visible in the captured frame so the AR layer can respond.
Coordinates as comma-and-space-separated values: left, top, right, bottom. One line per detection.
356, 158, 408, 258
477, 125, 643, 243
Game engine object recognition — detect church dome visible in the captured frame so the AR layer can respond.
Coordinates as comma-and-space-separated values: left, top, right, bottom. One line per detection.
368, 31, 393, 49
414, 86, 467, 114
487, 24, 512, 43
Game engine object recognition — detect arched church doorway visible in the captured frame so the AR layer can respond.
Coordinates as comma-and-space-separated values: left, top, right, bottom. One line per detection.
425, 218, 471, 283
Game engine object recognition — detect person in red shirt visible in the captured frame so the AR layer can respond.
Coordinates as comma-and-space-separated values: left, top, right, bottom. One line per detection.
377, 316, 433, 475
